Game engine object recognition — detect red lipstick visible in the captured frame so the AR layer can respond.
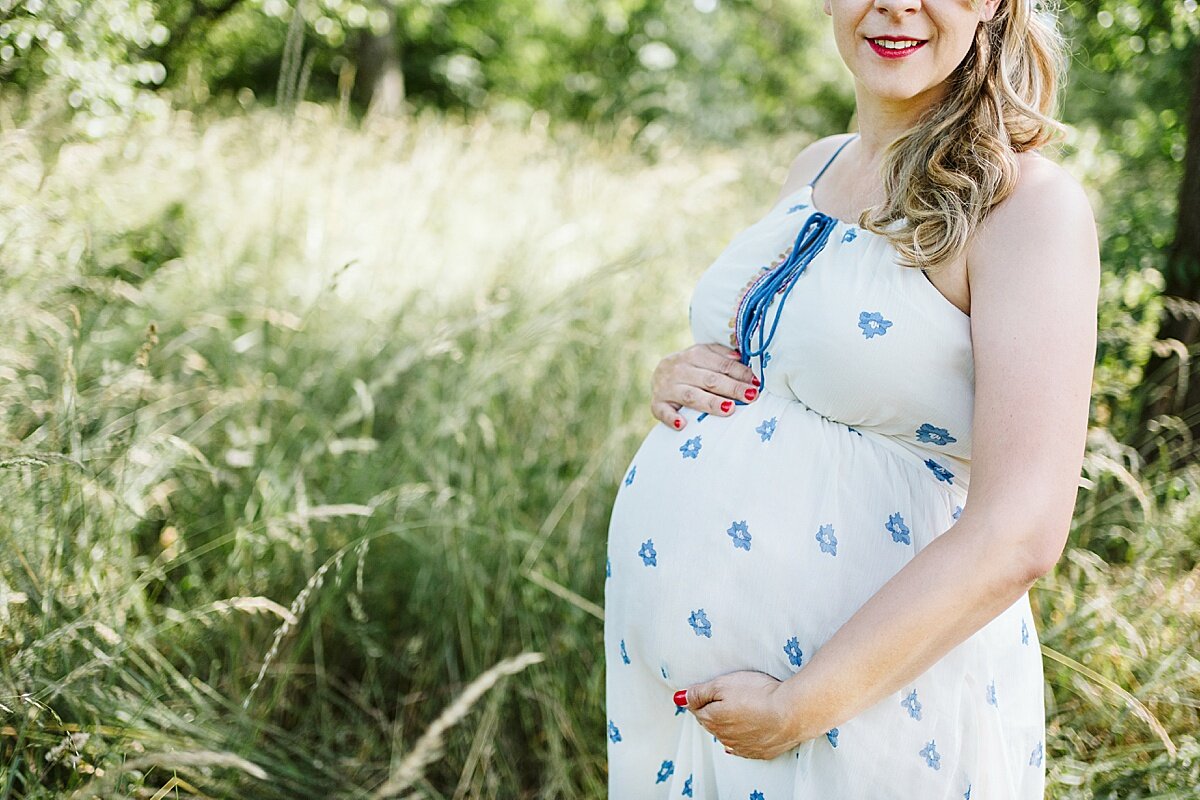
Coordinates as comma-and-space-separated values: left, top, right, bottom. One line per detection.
866, 35, 927, 59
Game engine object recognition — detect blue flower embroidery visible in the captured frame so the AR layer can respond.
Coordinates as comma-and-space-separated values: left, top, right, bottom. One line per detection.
763, 351, 772, 366
675, 703, 686, 716
920, 739, 942, 770
902, 689, 923, 720
1021, 618, 1029, 645
639, 539, 658, 567
964, 784, 972, 799
816, 523, 838, 556
825, 728, 839, 748
750, 792, 765, 800
680, 436, 702, 459
683, 774, 694, 796
1029, 740, 1043, 767
858, 310, 893, 338
784, 636, 804, 667
656, 759, 675, 783
756, 416, 777, 442
619, 639, 630, 664
842, 227, 858, 243
952, 505, 963, 520
986, 679, 997, 706
689, 608, 712, 638
608, 720, 621, 742
924, 458, 955, 484
727, 520, 752, 551
916, 423, 957, 446
787, 203, 809, 214
625, 465, 637, 485
886, 512, 911, 544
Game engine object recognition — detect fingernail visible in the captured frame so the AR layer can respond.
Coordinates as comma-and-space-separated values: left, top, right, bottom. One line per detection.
751, 376, 760, 387
720, 400, 732, 413
673, 689, 688, 707
744, 387, 757, 401
673, 418, 682, 429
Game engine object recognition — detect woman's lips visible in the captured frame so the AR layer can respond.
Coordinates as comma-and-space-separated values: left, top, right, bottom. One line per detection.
867, 38, 927, 59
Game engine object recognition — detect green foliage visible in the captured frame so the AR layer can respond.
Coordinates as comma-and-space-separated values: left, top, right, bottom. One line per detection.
0, 109, 782, 796
0, 0, 170, 135
2, 0, 853, 142
1062, 0, 1197, 148
1053, 1, 1198, 448
0, 0, 1193, 150
1, 110, 1198, 798
0, 0, 1198, 795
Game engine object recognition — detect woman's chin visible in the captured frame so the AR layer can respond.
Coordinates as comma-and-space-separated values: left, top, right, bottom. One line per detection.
855, 76, 945, 106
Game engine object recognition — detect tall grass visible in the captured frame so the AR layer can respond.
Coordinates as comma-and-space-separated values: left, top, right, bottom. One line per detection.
0, 106, 1197, 798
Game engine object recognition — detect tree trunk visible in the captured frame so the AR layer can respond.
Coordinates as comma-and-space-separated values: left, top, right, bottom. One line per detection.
1138, 42, 1200, 466
356, 6, 405, 118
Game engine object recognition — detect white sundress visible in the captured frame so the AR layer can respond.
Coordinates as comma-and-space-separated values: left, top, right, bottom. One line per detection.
603, 134, 1047, 799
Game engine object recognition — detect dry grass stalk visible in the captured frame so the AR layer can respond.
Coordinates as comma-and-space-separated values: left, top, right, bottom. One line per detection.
370, 651, 545, 799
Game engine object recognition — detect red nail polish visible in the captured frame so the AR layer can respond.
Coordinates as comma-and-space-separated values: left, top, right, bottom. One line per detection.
673, 689, 688, 707
673, 418, 682, 429
720, 400, 732, 413
751, 376, 760, 387
744, 387, 757, 401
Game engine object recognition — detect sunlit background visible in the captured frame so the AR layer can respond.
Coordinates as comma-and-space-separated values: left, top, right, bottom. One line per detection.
1, 0, 1198, 797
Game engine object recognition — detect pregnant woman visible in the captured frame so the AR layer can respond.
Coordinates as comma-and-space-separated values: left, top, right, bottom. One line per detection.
604, 0, 1100, 796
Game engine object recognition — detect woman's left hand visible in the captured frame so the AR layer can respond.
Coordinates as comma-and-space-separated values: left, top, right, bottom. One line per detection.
677, 670, 810, 760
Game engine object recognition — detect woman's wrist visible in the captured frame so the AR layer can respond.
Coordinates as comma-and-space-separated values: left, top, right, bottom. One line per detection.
778, 665, 840, 746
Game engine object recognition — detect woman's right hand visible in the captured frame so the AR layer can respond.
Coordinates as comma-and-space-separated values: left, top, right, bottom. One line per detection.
650, 343, 761, 430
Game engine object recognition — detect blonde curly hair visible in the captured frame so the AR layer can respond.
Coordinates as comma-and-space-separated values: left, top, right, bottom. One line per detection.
858, 0, 1070, 271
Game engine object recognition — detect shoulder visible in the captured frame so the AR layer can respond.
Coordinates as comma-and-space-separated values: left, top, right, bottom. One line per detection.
966, 148, 1100, 326
971, 150, 1097, 264
773, 133, 858, 200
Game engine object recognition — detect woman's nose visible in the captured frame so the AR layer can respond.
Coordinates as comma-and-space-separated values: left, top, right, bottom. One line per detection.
873, 0, 922, 17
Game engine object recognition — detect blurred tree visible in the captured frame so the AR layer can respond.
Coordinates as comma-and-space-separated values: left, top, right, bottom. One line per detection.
355, 3, 403, 115
1145, 43, 1200, 461
0, 0, 170, 135
1058, 0, 1199, 461
1143, 38, 1200, 456
0, 0, 850, 141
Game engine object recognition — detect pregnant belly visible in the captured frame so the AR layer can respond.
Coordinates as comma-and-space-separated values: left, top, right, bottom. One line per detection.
604, 389, 962, 689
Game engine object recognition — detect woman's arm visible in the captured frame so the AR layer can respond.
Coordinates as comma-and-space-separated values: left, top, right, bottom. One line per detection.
681, 154, 1101, 758
778, 154, 1100, 738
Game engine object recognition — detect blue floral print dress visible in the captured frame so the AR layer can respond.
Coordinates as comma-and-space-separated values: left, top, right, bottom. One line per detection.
603, 134, 1046, 799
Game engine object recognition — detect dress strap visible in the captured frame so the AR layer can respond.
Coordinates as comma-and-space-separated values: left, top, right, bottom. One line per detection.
807, 133, 859, 188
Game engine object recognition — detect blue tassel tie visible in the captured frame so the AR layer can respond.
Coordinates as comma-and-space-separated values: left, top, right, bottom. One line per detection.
697, 211, 838, 422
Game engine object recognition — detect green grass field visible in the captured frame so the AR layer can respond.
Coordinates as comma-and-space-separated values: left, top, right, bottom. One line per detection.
1, 106, 1197, 798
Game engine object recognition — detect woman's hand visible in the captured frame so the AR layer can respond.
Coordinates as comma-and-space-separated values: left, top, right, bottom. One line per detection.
650, 343, 760, 430
675, 670, 811, 760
